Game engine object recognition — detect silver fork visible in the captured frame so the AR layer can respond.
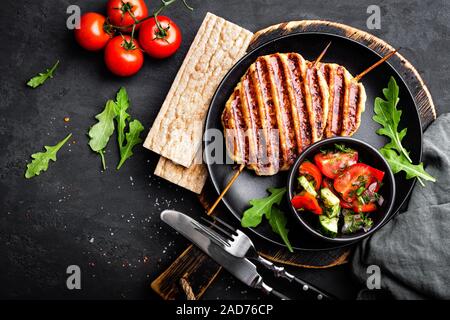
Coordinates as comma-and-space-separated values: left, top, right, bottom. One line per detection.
198, 216, 336, 300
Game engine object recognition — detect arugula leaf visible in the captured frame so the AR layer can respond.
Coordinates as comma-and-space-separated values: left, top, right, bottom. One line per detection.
241, 187, 286, 228
113, 87, 144, 169
88, 100, 117, 169
241, 187, 293, 251
116, 119, 144, 169
114, 87, 130, 148
373, 77, 411, 162
268, 206, 293, 252
380, 148, 436, 185
87, 87, 143, 170
27, 60, 60, 88
374, 77, 435, 185
25, 133, 72, 178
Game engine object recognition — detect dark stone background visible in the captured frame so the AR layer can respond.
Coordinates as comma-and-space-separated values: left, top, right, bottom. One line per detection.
0, 0, 448, 299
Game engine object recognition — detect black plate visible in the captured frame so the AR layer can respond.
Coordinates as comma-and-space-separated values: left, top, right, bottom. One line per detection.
204, 32, 422, 251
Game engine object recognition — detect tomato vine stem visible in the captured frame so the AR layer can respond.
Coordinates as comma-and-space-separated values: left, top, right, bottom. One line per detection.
108, 0, 193, 35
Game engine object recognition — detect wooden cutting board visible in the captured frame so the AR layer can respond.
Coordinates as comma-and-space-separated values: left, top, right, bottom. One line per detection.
151, 20, 436, 300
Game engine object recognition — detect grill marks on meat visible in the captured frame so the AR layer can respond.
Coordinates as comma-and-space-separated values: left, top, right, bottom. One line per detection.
284, 53, 313, 152
240, 71, 260, 172
305, 63, 329, 141
222, 89, 247, 164
268, 54, 298, 170
254, 57, 281, 174
343, 81, 366, 135
322, 63, 366, 138
222, 53, 366, 176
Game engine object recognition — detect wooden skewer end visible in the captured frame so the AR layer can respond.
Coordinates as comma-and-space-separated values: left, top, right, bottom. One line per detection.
313, 41, 332, 67
354, 49, 398, 82
206, 163, 245, 215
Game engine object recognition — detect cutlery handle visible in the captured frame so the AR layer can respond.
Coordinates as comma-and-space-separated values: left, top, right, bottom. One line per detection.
291, 276, 334, 300
256, 255, 335, 300
269, 288, 291, 300
254, 277, 291, 300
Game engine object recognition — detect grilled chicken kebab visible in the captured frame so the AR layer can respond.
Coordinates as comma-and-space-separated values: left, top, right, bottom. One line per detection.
222, 52, 366, 175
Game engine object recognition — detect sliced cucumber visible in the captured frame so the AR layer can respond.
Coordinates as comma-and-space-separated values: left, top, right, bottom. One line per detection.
298, 176, 317, 197
320, 188, 340, 207
319, 214, 338, 238
324, 204, 340, 218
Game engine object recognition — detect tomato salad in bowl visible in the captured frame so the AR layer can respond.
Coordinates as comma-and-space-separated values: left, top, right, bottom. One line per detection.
287, 137, 396, 243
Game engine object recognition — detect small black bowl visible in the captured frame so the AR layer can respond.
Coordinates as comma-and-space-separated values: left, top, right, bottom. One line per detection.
287, 137, 396, 243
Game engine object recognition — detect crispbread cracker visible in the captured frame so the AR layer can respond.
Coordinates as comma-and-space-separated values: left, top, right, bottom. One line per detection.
154, 156, 207, 194
144, 12, 253, 169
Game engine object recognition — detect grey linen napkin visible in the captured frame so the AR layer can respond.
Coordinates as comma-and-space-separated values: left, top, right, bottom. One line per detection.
352, 113, 450, 300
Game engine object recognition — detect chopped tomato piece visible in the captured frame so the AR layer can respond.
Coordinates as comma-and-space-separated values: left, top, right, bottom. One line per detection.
353, 202, 377, 213
340, 200, 353, 209
299, 161, 322, 191
291, 192, 323, 215
322, 178, 351, 208
368, 167, 385, 183
321, 177, 333, 190
314, 149, 358, 179
333, 163, 385, 203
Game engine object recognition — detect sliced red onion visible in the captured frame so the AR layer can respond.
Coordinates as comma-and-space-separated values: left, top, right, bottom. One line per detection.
368, 182, 378, 193
377, 195, 384, 206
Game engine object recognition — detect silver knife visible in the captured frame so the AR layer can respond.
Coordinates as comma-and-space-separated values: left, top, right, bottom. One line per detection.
161, 210, 291, 300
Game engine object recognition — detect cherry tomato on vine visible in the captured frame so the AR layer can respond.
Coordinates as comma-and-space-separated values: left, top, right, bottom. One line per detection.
74, 12, 113, 51
106, 0, 148, 32
138, 16, 182, 59
104, 35, 144, 77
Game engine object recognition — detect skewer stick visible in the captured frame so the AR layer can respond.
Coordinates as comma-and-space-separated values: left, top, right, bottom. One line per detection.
207, 163, 245, 215
354, 49, 398, 82
313, 41, 332, 67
